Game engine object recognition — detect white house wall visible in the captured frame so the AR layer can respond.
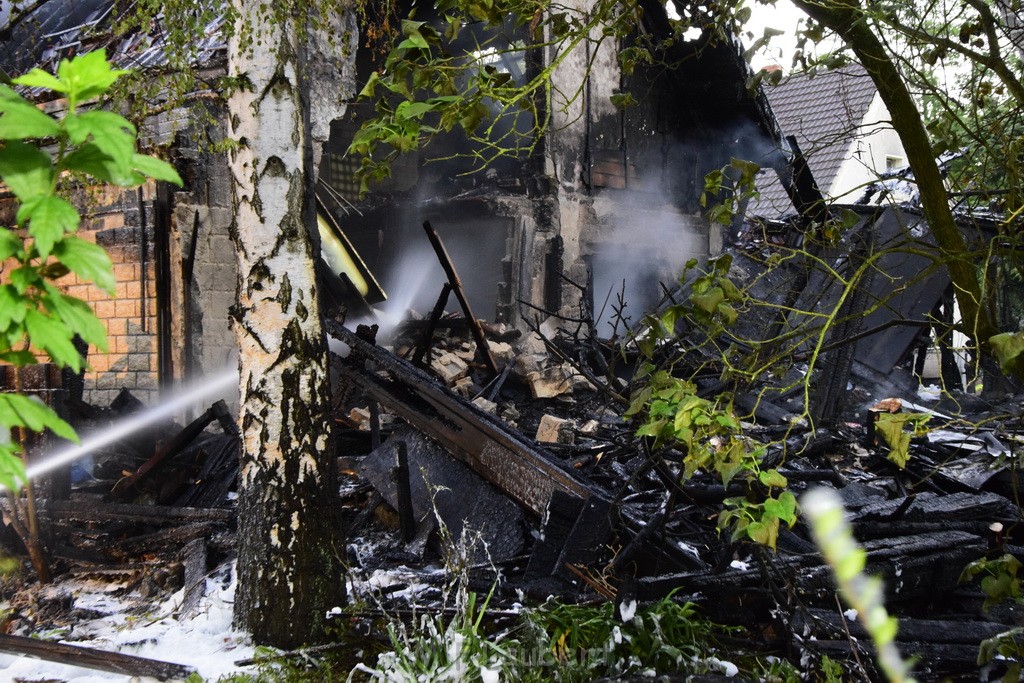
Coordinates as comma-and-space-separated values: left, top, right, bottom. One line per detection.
829, 93, 907, 203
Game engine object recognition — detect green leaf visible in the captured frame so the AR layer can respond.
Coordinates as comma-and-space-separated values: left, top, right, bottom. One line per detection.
876, 412, 913, 468
610, 92, 638, 109
0, 443, 26, 492
746, 516, 780, 549
715, 413, 739, 430
64, 110, 134, 166
24, 308, 80, 370
52, 236, 115, 294
764, 491, 798, 526
0, 141, 54, 202
131, 154, 182, 185
57, 49, 130, 103
990, 332, 1024, 377
9, 265, 40, 294
395, 101, 436, 120
400, 20, 431, 49
357, 71, 380, 99
43, 291, 107, 351
0, 285, 27, 330
61, 142, 143, 186
17, 195, 80, 258
636, 419, 667, 438
0, 350, 36, 365
0, 393, 77, 441
691, 287, 724, 314
718, 460, 745, 488
0, 91, 60, 139
12, 69, 66, 92
459, 101, 489, 132
759, 469, 788, 488
0, 227, 22, 260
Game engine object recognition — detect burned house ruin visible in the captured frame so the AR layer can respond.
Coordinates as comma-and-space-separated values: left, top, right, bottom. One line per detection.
4, 0, 1024, 680
0, 0, 787, 410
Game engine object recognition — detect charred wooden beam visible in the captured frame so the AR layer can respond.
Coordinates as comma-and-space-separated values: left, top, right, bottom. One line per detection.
180, 538, 208, 617
0, 633, 195, 680
421, 221, 499, 376
111, 400, 230, 498
393, 441, 416, 543
638, 530, 985, 603
24, 498, 233, 526
782, 135, 828, 229
326, 321, 600, 516
412, 282, 453, 368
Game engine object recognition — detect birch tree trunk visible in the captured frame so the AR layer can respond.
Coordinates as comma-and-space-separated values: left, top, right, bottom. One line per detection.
228, 0, 344, 647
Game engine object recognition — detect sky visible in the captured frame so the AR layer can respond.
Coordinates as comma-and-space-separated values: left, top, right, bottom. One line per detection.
743, 0, 812, 70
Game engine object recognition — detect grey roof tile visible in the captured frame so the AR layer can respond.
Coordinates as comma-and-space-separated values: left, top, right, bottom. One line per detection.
750, 64, 879, 218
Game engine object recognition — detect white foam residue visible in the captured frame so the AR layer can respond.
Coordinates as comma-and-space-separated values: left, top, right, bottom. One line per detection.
0, 563, 257, 682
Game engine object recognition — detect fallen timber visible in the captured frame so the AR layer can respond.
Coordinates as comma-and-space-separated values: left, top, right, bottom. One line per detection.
0, 633, 195, 680
327, 320, 600, 516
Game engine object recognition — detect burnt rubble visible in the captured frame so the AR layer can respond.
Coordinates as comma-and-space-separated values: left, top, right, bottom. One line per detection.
2, 212, 1023, 680
322, 303, 1024, 680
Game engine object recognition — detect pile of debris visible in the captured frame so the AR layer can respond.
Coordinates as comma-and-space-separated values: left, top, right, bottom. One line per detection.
324, 304, 1024, 680
2, 212, 1023, 680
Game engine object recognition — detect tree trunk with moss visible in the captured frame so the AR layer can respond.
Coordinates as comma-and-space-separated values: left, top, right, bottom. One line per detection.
791, 0, 1000, 355
227, 0, 344, 648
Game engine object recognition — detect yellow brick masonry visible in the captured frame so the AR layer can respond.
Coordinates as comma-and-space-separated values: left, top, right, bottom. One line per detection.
0, 183, 160, 405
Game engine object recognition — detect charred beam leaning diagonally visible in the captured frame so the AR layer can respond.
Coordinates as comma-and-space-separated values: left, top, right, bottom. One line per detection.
327, 321, 597, 516
421, 221, 500, 377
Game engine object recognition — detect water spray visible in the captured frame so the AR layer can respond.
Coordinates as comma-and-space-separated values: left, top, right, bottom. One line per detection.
23, 368, 238, 483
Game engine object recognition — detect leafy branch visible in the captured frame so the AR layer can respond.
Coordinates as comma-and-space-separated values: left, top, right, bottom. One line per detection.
0, 50, 182, 492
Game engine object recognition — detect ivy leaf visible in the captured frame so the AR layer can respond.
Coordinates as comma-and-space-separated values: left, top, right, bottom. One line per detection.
759, 469, 788, 488
610, 92, 638, 109
0, 141, 54, 202
52, 236, 115, 294
131, 154, 183, 185
24, 308, 80, 370
0, 393, 77, 441
715, 413, 739, 430
764, 491, 798, 526
691, 287, 724, 314
746, 517, 780, 549
17, 195, 80, 258
0, 88, 60, 139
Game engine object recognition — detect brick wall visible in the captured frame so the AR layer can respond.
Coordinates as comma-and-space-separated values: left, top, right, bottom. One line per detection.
0, 182, 161, 406
166, 109, 238, 385
62, 184, 161, 406
1, 94, 238, 410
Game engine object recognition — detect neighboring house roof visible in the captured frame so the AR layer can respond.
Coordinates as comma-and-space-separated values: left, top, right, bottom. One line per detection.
749, 64, 881, 219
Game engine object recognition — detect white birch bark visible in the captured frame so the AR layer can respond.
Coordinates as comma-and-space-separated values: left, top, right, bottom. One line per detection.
227, 0, 343, 647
